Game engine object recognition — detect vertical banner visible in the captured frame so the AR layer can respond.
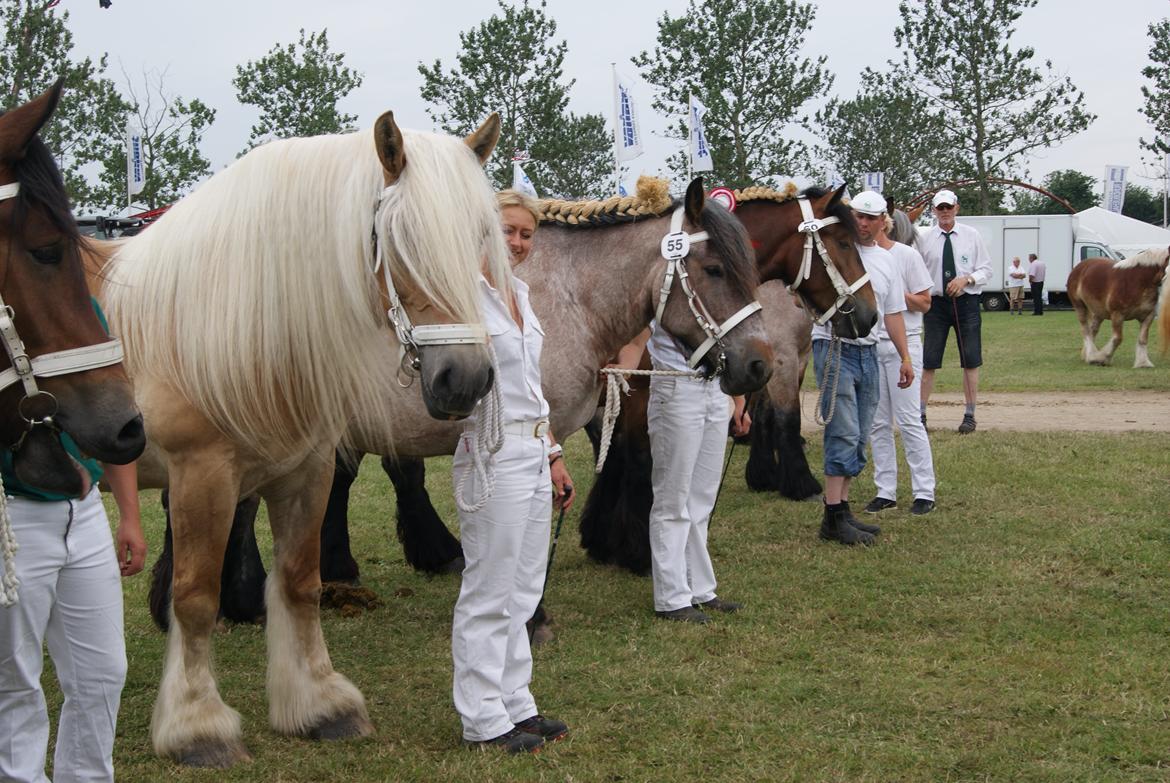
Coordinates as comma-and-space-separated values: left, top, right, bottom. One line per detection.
689, 94, 713, 173
512, 161, 538, 199
827, 170, 851, 201
612, 70, 643, 162
126, 121, 145, 199
863, 171, 885, 193
1103, 165, 1127, 213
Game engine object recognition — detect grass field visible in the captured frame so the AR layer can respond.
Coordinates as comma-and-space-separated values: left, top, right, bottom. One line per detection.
39, 310, 1170, 782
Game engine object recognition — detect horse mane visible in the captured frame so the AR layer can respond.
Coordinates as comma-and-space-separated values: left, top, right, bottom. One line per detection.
104, 127, 500, 458
889, 209, 919, 248
1114, 246, 1170, 270
4, 131, 79, 243
537, 175, 673, 226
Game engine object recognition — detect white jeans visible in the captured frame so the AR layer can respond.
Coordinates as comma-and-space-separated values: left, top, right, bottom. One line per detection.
647, 375, 729, 612
0, 487, 126, 783
450, 432, 550, 742
871, 335, 936, 502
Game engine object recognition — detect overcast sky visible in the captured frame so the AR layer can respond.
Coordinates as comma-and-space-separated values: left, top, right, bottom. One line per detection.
57, 0, 1170, 200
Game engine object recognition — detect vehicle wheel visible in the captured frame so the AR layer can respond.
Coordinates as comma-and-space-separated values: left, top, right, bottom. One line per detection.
982, 293, 1007, 311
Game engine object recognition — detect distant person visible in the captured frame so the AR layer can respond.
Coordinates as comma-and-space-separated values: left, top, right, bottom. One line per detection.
1028, 252, 1046, 315
1007, 256, 1027, 314
919, 190, 992, 434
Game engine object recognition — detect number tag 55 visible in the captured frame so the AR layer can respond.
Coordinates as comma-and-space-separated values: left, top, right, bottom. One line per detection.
660, 231, 691, 261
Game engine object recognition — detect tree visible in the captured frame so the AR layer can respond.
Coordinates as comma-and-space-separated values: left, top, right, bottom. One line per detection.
418, 0, 612, 198
894, 0, 1095, 213
814, 69, 957, 206
1122, 183, 1163, 225
1140, 18, 1170, 161
233, 28, 363, 152
1013, 169, 1096, 214
634, 0, 832, 189
1, 0, 133, 210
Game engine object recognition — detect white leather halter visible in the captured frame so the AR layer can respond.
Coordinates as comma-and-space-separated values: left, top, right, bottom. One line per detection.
0, 182, 126, 444
788, 196, 870, 326
654, 206, 762, 372
372, 185, 487, 376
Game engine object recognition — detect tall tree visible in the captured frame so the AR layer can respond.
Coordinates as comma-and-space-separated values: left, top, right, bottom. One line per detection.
233, 28, 363, 152
90, 68, 216, 211
1140, 18, 1170, 161
1, 0, 133, 210
1121, 183, 1163, 225
634, 0, 832, 189
814, 68, 957, 205
894, 0, 1095, 213
1013, 169, 1097, 214
418, 0, 611, 198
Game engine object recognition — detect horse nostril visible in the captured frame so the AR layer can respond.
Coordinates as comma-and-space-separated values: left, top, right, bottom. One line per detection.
750, 359, 769, 384
118, 415, 146, 448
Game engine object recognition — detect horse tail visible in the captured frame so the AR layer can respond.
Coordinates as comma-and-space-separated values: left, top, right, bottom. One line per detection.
1159, 267, 1170, 354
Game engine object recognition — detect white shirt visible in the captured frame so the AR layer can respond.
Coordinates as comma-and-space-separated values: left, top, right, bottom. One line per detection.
1006, 263, 1027, 287
646, 319, 691, 371
812, 243, 905, 347
886, 242, 933, 337
920, 222, 992, 296
479, 274, 548, 423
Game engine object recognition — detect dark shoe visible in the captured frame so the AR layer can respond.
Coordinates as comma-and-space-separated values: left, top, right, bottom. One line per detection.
819, 504, 875, 546
863, 496, 897, 513
920, 412, 927, 429
842, 500, 880, 534
464, 726, 544, 754
655, 606, 710, 624
515, 714, 569, 742
958, 414, 976, 434
696, 597, 742, 614
910, 498, 936, 515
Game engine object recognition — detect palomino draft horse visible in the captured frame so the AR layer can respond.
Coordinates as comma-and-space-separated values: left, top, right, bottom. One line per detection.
1067, 248, 1169, 368
103, 112, 509, 767
0, 82, 144, 504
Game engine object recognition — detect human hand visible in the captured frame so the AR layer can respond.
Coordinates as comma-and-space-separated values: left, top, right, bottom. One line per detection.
897, 360, 915, 389
116, 519, 147, 577
946, 275, 969, 297
551, 459, 574, 511
731, 409, 751, 437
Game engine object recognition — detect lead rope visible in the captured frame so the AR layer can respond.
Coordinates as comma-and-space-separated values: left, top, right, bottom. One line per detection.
455, 343, 505, 513
815, 337, 844, 426
0, 478, 18, 607
595, 367, 703, 473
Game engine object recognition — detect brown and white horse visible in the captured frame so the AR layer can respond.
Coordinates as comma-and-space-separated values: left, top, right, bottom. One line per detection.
1067, 247, 1169, 368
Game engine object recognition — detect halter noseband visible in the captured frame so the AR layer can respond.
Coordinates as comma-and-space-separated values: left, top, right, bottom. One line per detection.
787, 196, 870, 326
0, 182, 127, 449
655, 206, 762, 373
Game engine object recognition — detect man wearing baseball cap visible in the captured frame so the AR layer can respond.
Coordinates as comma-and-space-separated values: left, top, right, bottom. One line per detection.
919, 190, 992, 434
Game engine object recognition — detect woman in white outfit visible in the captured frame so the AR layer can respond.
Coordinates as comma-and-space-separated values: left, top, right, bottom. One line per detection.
450, 190, 574, 754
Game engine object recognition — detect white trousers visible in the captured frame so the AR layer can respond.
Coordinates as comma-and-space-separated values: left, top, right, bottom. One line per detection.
871, 335, 936, 502
450, 433, 550, 742
0, 487, 126, 783
647, 375, 730, 613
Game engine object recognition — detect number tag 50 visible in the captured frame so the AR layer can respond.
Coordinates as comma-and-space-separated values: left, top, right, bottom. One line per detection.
660, 231, 691, 261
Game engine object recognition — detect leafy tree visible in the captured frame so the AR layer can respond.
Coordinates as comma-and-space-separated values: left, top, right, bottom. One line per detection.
233, 28, 363, 152
1013, 169, 1097, 214
1, 0, 133, 210
894, 0, 1095, 213
634, 0, 832, 189
1122, 183, 1164, 225
1140, 18, 1170, 161
418, 0, 611, 198
814, 68, 957, 206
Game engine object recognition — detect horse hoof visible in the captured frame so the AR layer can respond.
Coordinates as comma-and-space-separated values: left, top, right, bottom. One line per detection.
176, 738, 252, 768
306, 709, 375, 741
438, 556, 465, 575
531, 622, 555, 646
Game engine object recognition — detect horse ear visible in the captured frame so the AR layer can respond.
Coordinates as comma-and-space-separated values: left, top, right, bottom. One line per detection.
907, 203, 926, 223
465, 113, 500, 166
828, 183, 848, 206
885, 193, 896, 217
374, 111, 407, 185
0, 77, 65, 163
684, 177, 705, 224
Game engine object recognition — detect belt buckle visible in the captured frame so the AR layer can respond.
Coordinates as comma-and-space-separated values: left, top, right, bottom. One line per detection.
533, 420, 549, 439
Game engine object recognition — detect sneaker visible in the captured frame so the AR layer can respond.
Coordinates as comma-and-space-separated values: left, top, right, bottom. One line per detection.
864, 496, 897, 513
958, 414, 977, 434
464, 726, 544, 754
696, 597, 742, 614
515, 714, 569, 742
910, 499, 936, 515
655, 606, 710, 624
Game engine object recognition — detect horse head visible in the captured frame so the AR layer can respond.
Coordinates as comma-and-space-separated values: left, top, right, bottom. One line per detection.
736, 185, 878, 339
0, 81, 144, 495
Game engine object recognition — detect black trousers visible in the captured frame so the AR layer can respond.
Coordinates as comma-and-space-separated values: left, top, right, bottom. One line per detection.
1031, 282, 1044, 314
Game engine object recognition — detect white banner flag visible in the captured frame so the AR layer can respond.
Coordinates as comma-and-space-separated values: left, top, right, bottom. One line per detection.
689, 94, 713, 173
1104, 165, 1127, 213
863, 171, 885, 193
512, 161, 538, 199
827, 170, 851, 201
613, 70, 643, 162
126, 121, 145, 197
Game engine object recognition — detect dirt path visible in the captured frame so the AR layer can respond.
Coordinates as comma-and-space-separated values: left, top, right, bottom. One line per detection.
800, 390, 1168, 433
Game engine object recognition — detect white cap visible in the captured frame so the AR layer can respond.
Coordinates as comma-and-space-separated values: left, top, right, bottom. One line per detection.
932, 189, 958, 207
851, 190, 886, 216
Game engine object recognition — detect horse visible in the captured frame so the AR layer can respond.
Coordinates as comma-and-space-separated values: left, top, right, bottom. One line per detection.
1067, 247, 1169, 368
0, 81, 144, 503
101, 111, 511, 767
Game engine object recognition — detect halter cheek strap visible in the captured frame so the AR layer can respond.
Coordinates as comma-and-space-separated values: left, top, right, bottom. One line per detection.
788, 196, 870, 326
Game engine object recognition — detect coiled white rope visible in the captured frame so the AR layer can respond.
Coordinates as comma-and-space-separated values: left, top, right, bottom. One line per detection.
0, 478, 19, 607
595, 367, 703, 473
455, 344, 506, 513
815, 337, 843, 426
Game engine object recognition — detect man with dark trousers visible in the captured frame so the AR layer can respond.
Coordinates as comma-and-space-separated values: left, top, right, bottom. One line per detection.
1028, 252, 1046, 315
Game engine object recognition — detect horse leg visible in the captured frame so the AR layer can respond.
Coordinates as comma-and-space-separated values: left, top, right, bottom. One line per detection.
1084, 313, 1110, 364
148, 490, 176, 632
1095, 315, 1124, 365
219, 495, 267, 625
744, 394, 781, 491
1075, 305, 1097, 362
385, 455, 464, 574
1134, 313, 1155, 368
773, 402, 822, 501
320, 450, 363, 585
262, 452, 373, 741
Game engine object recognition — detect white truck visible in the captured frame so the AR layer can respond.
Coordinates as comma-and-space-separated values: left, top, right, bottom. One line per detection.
932, 214, 1121, 311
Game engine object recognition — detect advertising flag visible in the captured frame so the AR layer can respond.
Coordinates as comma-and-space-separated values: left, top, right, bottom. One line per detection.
613, 71, 643, 162
689, 94, 713, 173
513, 161, 538, 199
127, 121, 145, 197
862, 172, 885, 194
1103, 165, 1127, 213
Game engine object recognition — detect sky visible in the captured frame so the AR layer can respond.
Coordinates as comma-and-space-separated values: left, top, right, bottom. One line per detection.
54, 0, 1170, 204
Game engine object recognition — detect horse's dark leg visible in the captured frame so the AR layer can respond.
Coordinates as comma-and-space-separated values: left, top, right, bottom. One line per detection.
218, 495, 267, 624
148, 489, 176, 631
385, 455, 464, 574
772, 403, 822, 501
745, 394, 781, 491
320, 450, 363, 584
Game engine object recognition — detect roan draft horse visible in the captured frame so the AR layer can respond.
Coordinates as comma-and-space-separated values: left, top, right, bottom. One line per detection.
1067, 247, 1169, 368
103, 112, 510, 767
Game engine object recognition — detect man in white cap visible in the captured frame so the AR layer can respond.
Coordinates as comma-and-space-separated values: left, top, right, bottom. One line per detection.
919, 190, 992, 434
811, 190, 913, 545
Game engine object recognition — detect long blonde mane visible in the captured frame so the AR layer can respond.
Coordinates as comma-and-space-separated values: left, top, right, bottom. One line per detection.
1114, 246, 1170, 270
104, 127, 507, 458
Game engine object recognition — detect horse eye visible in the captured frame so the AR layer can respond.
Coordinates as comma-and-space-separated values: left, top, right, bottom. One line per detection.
703, 265, 724, 278
29, 243, 63, 264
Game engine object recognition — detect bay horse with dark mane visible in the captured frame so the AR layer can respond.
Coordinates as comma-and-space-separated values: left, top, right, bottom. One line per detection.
1067, 247, 1169, 368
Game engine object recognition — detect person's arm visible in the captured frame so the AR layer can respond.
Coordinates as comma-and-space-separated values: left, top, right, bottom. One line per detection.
611, 327, 651, 370
731, 395, 751, 437
547, 433, 575, 511
103, 461, 146, 577
969, 230, 993, 287
905, 287, 931, 313
884, 312, 914, 389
